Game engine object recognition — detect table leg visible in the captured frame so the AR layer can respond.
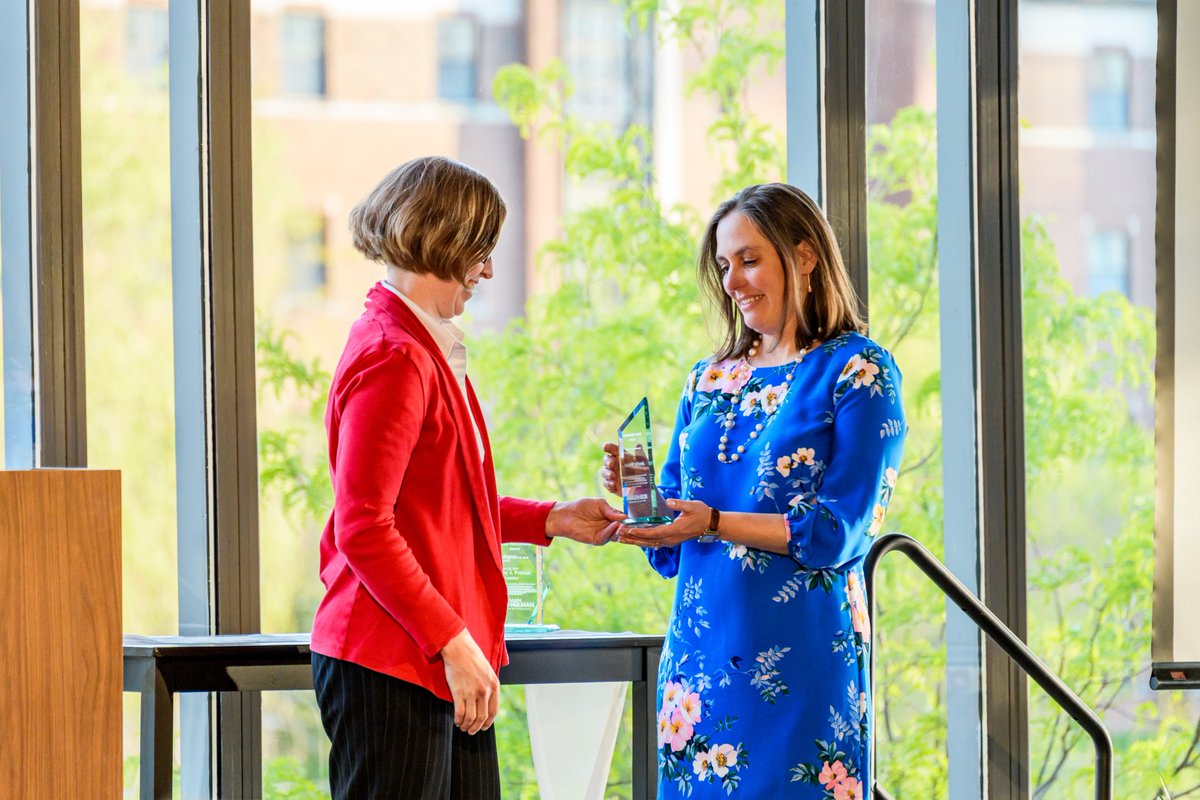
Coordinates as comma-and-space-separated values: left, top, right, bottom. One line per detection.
633, 645, 662, 800
138, 664, 173, 800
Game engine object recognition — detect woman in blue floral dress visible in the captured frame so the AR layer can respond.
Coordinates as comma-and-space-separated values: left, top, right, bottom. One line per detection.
603, 184, 906, 798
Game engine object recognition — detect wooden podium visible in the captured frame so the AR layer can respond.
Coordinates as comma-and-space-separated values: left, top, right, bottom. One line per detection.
0, 470, 122, 798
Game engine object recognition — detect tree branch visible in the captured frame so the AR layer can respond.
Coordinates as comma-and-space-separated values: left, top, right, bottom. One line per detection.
1174, 718, 1200, 775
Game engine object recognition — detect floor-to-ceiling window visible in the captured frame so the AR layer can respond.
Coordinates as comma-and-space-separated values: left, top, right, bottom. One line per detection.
246, 0, 788, 793
864, 2, 953, 795
1015, 1, 1188, 796
247, 1, 546, 790
81, 0, 178, 639
23, 1, 1196, 797
78, 3, 180, 794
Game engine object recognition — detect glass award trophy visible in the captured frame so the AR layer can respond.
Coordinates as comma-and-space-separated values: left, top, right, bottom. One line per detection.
502, 543, 558, 633
618, 397, 673, 527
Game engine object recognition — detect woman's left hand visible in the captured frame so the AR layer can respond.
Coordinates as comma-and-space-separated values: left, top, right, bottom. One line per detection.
615, 498, 711, 549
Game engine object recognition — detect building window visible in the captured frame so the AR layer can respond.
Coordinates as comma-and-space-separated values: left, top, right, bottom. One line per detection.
286, 216, 327, 295
1087, 229, 1130, 297
279, 12, 326, 97
562, 0, 653, 127
1087, 48, 1131, 132
559, 0, 654, 217
437, 16, 478, 102
125, 5, 168, 85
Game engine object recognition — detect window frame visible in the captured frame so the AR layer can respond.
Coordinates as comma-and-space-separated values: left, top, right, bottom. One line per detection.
0, 0, 87, 470
0, 0, 1048, 795
791, 2, 1031, 798
168, 0, 262, 793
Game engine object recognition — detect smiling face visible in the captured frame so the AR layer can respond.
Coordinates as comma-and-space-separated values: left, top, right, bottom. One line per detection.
388, 251, 495, 320
450, 254, 494, 316
352, 156, 508, 318
699, 183, 863, 362
715, 211, 806, 342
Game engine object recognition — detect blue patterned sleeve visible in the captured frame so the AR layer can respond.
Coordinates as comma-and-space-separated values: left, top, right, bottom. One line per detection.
643, 363, 700, 579
787, 346, 907, 570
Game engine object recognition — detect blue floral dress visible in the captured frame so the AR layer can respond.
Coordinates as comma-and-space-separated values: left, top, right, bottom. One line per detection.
648, 331, 906, 799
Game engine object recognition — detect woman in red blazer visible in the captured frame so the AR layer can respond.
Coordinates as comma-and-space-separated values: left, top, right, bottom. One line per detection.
310, 156, 624, 799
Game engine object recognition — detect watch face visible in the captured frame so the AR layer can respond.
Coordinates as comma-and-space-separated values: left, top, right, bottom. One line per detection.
697, 532, 718, 543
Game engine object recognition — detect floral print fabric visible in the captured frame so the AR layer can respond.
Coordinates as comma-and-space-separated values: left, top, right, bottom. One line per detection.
647, 332, 906, 798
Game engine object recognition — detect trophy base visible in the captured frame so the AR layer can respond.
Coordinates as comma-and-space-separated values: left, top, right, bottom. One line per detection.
621, 515, 673, 528
505, 623, 561, 634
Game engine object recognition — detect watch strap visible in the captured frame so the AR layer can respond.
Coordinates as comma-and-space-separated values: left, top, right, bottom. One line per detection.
697, 507, 721, 543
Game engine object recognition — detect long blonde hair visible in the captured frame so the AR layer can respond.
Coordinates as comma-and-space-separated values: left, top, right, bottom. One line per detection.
698, 183, 865, 361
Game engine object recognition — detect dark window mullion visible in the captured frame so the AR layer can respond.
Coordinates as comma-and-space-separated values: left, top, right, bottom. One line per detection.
975, 2, 1029, 798
208, 2, 261, 795
784, 1, 867, 308
821, 0, 867, 315
32, 0, 87, 467
1151, 0, 1177, 681
170, 0, 261, 795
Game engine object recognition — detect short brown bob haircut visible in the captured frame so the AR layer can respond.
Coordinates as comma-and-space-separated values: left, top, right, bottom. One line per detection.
349, 156, 505, 282
698, 183, 866, 362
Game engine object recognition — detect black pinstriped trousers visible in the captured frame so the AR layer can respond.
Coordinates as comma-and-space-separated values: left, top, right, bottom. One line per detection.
312, 653, 502, 800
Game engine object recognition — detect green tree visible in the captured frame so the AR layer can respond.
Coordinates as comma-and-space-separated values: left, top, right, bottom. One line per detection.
475, 4, 1196, 800
477, 2, 785, 793
83, 0, 1194, 796
78, 9, 331, 795
868, 104, 1198, 798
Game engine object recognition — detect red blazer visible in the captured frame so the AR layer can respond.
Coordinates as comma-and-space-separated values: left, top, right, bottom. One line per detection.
310, 283, 554, 701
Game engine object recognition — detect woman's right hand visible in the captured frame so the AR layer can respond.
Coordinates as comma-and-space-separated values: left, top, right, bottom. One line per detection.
440, 628, 500, 734
600, 442, 623, 496
602, 441, 653, 498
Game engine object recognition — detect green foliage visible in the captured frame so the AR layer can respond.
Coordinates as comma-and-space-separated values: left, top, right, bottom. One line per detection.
623, 0, 785, 201
866, 100, 1200, 799
483, 5, 1199, 800
489, 4, 958, 796
121, 755, 180, 799
1018, 215, 1150, 797
862, 105, 950, 799
481, 3, 788, 795
79, 20, 180, 637
84, 1, 1197, 797
121, 755, 329, 799
78, 9, 332, 791
257, 317, 333, 521
263, 757, 331, 800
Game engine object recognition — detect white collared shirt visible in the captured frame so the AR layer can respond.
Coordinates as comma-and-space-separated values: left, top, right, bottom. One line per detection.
381, 280, 485, 458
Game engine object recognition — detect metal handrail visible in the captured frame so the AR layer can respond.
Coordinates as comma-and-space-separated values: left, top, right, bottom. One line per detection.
864, 532, 1114, 800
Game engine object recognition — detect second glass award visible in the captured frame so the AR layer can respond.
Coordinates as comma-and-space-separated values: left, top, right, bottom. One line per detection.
617, 397, 672, 527
502, 543, 558, 633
